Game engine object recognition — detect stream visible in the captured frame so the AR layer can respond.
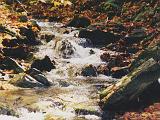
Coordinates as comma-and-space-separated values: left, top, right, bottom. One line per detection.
0, 21, 118, 120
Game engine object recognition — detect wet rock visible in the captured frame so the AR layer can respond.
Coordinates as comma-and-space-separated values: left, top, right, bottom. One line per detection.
89, 49, 95, 55
26, 68, 51, 86
19, 26, 40, 45
33, 74, 51, 86
54, 40, 75, 58
79, 29, 119, 46
97, 64, 110, 76
31, 56, 55, 72
111, 67, 129, 78
2, 46, 30, 59
40, 32, 55, 43
19, 15, 28, 22
9, 73, 50, 88
2, 38, 19, 47
67, 17, 91, 28
81, 64, 97, 77
26, 68, 43, 76
0, 57, 24, 73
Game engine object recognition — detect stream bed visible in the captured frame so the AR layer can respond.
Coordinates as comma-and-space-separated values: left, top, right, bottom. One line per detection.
0, 21, 118, 120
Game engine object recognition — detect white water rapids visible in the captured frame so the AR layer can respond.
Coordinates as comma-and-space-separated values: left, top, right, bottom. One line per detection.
0, 22, 117, 120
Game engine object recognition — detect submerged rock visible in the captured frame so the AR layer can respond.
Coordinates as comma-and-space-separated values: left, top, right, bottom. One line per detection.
0, 104, 18, 116
31, 56, 55, 72
79, 29, 119, 46
81, 64, 97, 77
67, 17, 91, 28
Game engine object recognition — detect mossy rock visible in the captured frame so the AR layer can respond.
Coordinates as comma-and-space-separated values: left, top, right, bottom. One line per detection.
100, 58, 160, 110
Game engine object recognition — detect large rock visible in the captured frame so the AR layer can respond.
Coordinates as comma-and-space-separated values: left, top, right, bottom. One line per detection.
27, 68, 50, 86
79, 29, 120, 46
67, 17, 91, 28
2, 46, 31, 59
0, 57, 24, 73
100, 58, 160, 110
31, 56, 55, 72
9, 73, 50, 88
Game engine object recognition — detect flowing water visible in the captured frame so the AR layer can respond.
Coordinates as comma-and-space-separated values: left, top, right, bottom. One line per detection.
0, 22, 117, 120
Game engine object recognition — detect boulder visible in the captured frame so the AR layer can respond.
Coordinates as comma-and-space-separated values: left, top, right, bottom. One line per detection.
19, 26, 40, 45
2, 46, 30, 59
26, 68, 50, 86
9, 73, 50, 88
54, 40, 75, 58
100, 58, 160, 110
79, 29, 120, 46
31, 56, 55, 72
67, 17, 91, 28
0, 57, 24, 73
81, 64, 97, 77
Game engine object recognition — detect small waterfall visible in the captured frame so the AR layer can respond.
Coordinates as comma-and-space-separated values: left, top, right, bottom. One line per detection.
0, 21, 116, 120
35, 22, 107, 80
